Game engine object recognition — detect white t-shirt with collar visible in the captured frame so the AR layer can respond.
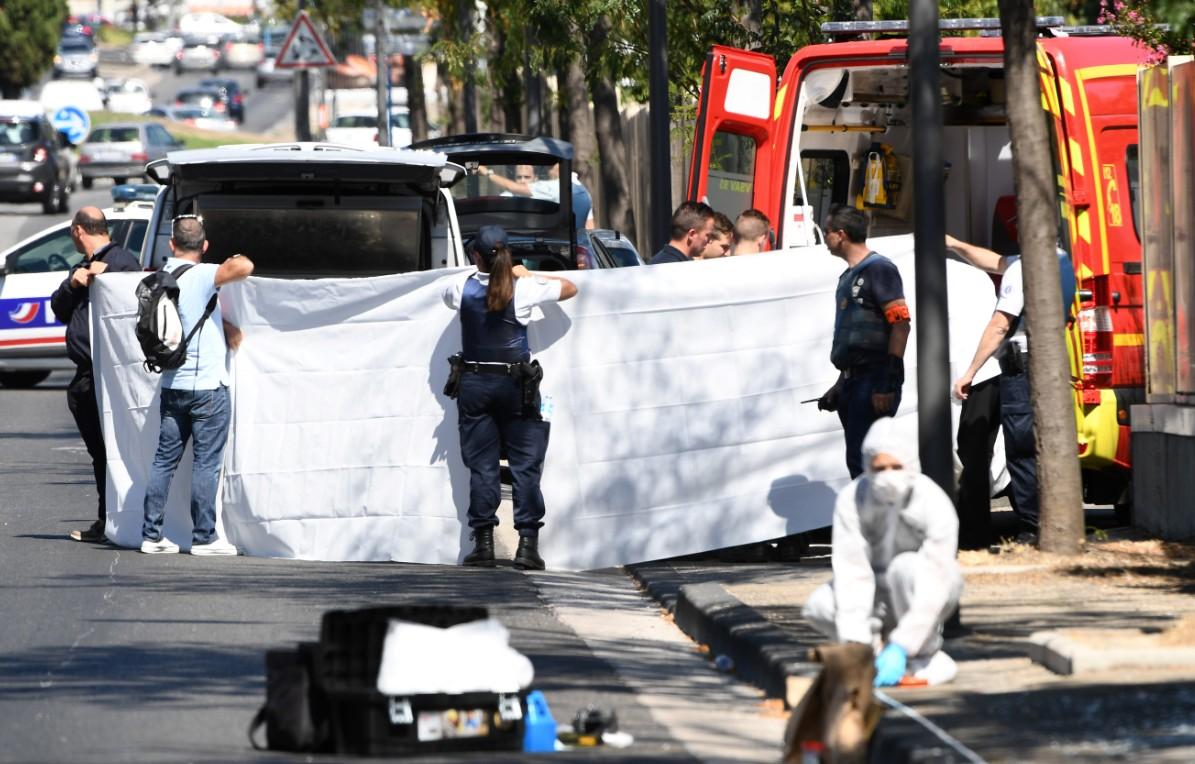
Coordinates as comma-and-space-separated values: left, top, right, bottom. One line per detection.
442, 270, 563, 325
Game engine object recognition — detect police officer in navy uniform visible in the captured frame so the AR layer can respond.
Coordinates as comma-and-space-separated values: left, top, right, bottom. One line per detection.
946, 235, 1076, 545
818, 205, 911, 478
443, 225, 577, 570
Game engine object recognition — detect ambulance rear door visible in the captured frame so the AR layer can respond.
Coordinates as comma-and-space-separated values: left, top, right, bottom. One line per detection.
687, 47, 777, 229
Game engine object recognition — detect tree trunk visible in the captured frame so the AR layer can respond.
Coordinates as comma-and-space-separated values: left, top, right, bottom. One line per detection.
740, 1, 762, 41
563, 57, 598, 189
456, 0, 477, 133
404, 55, 429, 142
853, 0, 873, 21
999, 0, 1084, 554
374, 0, 391, 147
588, 16, 635, 236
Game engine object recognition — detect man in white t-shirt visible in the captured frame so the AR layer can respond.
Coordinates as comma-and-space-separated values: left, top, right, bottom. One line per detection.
947, 235, 1074, 545
140, 215, 255, 556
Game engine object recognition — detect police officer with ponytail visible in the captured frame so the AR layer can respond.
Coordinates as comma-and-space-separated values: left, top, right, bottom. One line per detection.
443, 226, 578, 570
817, 205, 911, 478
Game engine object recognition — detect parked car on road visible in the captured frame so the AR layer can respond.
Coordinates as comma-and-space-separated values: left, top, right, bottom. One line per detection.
52, 38, 98, 79
158, 105, 238, 132
80, 122, 181, 188
102, 78, 153, 115
222, 34, 264, 69
410, 133, 641, 271
174, 35, 224, 74
255, 27, 294, 88
38, 80, 105, 113
324, 114, 381, 147
0, 199, 153, 387
130, 32, 183, 68
173, 86, 235, 122
0, 101, 71, 214
140, 143, 466, 277
197, 78, 246, 122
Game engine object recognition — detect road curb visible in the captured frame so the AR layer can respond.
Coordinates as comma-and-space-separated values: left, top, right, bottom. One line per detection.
628, 563, 981, 763
628, 564, 818, 705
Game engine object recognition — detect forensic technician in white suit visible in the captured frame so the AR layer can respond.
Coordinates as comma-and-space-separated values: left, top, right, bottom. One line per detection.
802, 417, 964, 686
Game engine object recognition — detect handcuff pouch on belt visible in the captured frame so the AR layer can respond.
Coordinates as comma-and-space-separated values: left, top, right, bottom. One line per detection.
444, 353, 464, 399
998, 343, 1026, 376
519, 359, 544, 415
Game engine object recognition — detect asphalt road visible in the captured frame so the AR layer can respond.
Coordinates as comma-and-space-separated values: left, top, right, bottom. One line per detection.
0, 377, 786, 762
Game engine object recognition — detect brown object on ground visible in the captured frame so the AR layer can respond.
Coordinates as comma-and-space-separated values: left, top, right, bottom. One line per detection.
782, 643, 883, 764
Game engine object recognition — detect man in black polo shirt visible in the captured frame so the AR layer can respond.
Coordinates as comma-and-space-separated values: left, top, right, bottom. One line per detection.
50, 207, 143, 543
817, 205, 911, 478
650, 201, 716, 264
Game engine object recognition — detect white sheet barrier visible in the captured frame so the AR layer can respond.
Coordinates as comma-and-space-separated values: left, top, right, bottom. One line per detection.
91, 236, 998, 570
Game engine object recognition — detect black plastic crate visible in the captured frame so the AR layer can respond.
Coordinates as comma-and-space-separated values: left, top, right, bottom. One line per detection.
317, 605, 489, 691
326, 686, 526, 756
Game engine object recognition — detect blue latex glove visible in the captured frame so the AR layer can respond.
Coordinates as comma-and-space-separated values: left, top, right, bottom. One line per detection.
874, 643, 908, 687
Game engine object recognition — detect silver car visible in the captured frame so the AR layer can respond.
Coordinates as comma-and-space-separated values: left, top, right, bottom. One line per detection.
52, 39, 98, 79
174, 35, 224, 74
79, 123, 181, 188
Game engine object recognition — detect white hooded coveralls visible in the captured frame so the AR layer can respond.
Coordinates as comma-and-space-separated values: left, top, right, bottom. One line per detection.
803, 418, 963, 657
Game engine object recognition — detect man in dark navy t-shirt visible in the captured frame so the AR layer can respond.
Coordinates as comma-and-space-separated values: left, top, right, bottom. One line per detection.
650, 201, 716, 264
817, 205, 911, 478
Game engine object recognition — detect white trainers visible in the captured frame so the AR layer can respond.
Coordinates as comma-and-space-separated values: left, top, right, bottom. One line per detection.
909, 650, 958, 685
140, 537, 180, 554
190, 537, 238, 556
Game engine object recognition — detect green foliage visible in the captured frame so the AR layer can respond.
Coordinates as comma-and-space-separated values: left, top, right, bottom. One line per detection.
98, 25, 134, 47
0, 0, 68, 97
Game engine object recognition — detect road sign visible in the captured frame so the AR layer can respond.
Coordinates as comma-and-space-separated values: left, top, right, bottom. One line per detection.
275, 11, 336, 69
50, 106, 90, 145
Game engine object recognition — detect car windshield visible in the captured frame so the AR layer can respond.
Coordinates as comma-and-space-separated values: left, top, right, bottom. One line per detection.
178, 91, 218, 105
450, 161, 562, 209
0, 121, 39, 145
333, 115, 375, 128
89, 127, 139, 143
61, 42, 92, 53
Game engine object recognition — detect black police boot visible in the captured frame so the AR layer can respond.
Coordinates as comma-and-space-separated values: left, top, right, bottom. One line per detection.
463, 527, 495, 567
513, 535, 545, 571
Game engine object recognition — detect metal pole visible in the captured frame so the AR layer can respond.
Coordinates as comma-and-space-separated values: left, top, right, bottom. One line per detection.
374, 0, 391, 147
909, 0, 953, 497
648, 0, 671, 255
295, 1, 312, 142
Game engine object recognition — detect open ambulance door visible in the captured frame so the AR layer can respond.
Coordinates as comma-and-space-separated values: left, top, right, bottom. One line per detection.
687, 47, 777, 234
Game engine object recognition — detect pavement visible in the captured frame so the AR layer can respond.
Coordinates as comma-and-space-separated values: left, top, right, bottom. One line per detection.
630, 524, 1195, 762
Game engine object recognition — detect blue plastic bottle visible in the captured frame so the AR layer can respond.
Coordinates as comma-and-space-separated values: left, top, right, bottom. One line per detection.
522, 690, 557, 752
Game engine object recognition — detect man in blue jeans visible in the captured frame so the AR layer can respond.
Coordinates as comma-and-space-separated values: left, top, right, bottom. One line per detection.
817, 205, 911, 478
140, 215, 254, 555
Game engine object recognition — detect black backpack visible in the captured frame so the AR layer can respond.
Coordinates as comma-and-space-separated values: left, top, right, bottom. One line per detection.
135, 264, 218, 374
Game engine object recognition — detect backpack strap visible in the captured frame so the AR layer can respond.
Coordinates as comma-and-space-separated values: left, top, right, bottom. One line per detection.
171, 263, 220, 347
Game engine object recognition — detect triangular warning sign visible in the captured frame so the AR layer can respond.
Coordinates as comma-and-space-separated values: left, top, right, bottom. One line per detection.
275, 11, 336, 69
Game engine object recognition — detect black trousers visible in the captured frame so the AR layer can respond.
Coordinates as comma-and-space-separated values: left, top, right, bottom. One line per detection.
999, 369, 1039, 529
955, 376, 1000, 549
66, 367, 106, 525
457, 372, 549, 537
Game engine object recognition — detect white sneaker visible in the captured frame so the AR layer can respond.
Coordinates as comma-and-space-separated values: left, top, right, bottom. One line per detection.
909, 650, 958, 685
190, 537, 238, 556
140, 537, 180, 554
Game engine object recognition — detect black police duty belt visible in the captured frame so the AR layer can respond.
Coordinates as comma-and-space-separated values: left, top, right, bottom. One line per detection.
461, 360, 524, 376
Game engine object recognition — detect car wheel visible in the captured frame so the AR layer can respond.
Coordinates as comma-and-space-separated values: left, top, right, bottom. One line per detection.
82, 176, 93, 190
0, 371, 51, 388
113, 177, 127, 185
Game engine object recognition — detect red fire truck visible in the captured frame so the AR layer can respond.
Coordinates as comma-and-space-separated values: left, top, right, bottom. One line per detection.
687, 18, 1152, 505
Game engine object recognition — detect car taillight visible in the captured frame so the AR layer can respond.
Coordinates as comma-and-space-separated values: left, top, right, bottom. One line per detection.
32, 146, 47, 163
576, 245, 592, 269
79, 154, 92, 164
233, 94, 244, 105
130, 152, 148, 162
213, 101, 226, 112
1079, 304, 1114, 396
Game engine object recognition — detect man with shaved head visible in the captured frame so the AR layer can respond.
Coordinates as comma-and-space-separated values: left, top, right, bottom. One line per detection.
51, 207, 143, 543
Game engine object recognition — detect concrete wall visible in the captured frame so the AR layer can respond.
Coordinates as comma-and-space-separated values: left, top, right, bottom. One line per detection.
1131, 404, 1195, 538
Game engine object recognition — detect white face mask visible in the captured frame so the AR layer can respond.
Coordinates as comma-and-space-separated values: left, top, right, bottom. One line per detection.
868, 469, 916, 508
